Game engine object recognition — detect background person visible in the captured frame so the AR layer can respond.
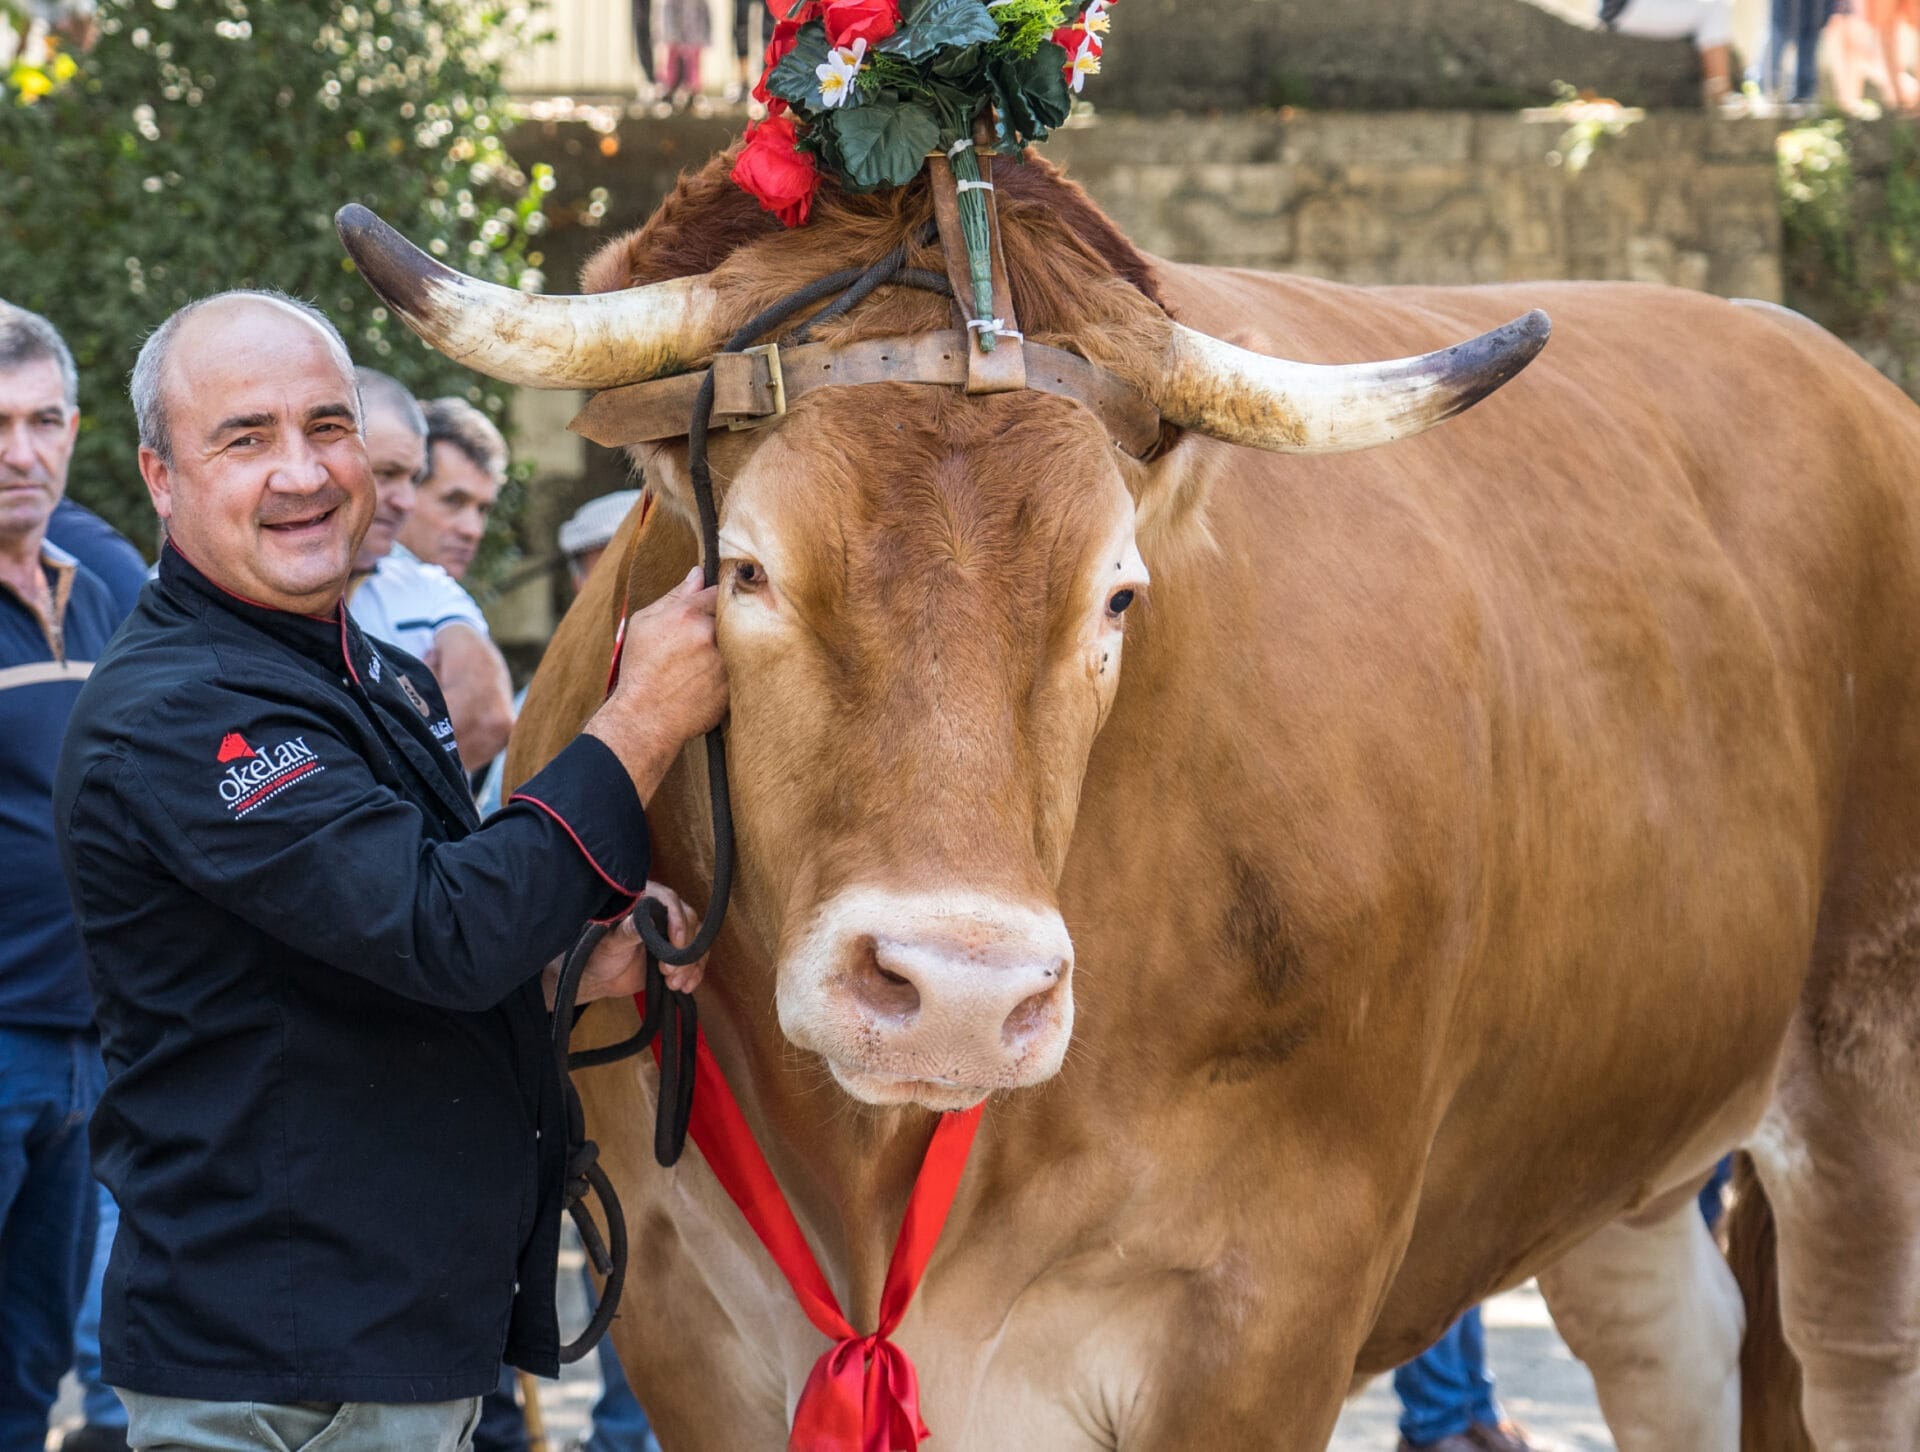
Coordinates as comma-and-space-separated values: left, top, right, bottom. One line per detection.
0, 301, 123, 1452
47, 497, 146, 619
1600, 0, 1739, 104
54, 289, 723, 1452
401, 396, 507, 582
1393, 1309, 1542, 1452
347, 369, 515, 771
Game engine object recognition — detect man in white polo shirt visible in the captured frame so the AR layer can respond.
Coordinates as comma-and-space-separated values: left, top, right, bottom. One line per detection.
347, 368, 513, 771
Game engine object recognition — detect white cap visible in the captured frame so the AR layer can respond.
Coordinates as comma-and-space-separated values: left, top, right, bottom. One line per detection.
558, 489, 644, 558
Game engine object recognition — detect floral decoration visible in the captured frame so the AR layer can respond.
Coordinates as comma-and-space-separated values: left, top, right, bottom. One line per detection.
731, 0, 1116, 224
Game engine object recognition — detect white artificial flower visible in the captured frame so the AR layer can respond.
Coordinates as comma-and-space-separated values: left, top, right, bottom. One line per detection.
1067, 33, 1101, 92
1083, 0, 1112, 35
816, 37, 868, 109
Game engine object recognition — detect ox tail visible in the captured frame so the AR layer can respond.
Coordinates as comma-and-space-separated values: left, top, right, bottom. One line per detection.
1726, 1152, 1814, 1451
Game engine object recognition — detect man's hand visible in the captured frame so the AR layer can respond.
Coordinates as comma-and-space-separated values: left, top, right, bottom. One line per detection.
585, 567, 728, 803
543, 880, 708, 1009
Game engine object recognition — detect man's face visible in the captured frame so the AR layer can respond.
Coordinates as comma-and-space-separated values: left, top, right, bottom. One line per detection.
0, 356, 78, 547
139, 298, 374, 615
398, 440, 500, 579
352, 400, 426, 572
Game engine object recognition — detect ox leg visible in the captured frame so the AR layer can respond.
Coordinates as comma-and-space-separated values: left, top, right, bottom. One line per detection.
1535, 1193, 1744, 1452
1748, 1019, 1920, 1450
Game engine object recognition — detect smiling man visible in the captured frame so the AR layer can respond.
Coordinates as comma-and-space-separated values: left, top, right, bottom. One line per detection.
52, 291, 726, 1452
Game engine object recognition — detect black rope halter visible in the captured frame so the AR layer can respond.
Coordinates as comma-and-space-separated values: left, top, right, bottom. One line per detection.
548, 227, 951, 1362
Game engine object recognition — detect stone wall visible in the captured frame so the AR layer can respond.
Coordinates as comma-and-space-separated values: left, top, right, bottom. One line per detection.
1090, 0, 1703, 113
486, 106, 1785, 650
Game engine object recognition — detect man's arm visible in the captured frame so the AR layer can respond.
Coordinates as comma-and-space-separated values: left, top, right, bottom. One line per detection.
430, 621, 515, 770
65, 572, 724, 1015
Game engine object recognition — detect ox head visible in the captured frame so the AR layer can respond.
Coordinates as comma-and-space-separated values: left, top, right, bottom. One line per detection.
338, 156, 1547, 1111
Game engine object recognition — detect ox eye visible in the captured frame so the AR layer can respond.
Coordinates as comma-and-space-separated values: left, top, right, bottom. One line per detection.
732, 560, 766, 589
1107, 588, 1136, 617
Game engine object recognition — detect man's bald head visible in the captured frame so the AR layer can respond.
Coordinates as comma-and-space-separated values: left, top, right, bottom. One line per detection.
132, 291, 356, 468
132, 290, 374, 615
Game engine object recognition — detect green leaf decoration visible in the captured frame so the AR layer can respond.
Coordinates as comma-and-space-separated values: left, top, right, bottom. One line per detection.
923, 77, 980, 135
989, 42, 1071, 143
929, 41, 986, 80
879, 0, 999, 61
828, 99, 943, 190
767, 22, 834, 108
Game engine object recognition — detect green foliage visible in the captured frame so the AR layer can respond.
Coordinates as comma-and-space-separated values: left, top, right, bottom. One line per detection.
1778, 119, 1860, 305
0, 0, 549, 579
831, 97, 941, 190
876, 0, 998, 63
983, 0, 1071, 60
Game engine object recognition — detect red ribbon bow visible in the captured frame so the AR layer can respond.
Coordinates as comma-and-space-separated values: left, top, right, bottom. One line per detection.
647, 1013, 984, 1452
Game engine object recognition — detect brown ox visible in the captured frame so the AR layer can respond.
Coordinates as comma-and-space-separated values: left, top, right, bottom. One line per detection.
356, 154, 1920, 1449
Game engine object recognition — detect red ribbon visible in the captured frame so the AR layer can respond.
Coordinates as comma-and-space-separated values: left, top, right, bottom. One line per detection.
647, 1014, 983, 1452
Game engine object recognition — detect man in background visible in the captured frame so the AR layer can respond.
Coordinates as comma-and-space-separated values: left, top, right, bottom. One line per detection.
0, 302, 124, 1452
46, 497, 145, 620
399, 395, 506, 583
347, 369, 514, 771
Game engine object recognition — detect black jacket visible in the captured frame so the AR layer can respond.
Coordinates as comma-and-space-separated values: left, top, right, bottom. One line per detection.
54, 546, 645, 1402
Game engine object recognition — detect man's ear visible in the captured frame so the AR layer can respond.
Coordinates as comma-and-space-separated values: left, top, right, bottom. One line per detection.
138, 445, 175, 524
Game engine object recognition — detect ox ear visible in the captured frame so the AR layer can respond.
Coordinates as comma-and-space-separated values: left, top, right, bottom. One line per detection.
1149, 312, 1552, 456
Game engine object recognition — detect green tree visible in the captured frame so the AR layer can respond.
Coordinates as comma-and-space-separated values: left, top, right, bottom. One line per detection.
0, 0, 551, 570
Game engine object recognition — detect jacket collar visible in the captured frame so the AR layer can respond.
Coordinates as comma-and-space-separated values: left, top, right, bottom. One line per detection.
159, 543, 479, 830
157, 543, 381, 684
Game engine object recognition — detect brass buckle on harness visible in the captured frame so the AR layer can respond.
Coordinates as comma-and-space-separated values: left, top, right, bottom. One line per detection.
718, 342, 786, 432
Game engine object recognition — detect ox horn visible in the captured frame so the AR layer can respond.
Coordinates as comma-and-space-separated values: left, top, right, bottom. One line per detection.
1153, 311, 1551, 454
334, 204, 724, 391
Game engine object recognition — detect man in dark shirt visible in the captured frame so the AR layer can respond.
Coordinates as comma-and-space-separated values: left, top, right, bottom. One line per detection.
0, 302, 125, 1452
47, 498, 148, 621
53, 290, 724, 1452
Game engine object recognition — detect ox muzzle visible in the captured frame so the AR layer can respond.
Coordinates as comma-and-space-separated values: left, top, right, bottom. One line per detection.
777, 890, 1076, 1109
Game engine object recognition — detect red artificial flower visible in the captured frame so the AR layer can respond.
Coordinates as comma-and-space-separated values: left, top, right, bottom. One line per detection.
823, 0, 899, 49
755, 17, 804, 107
732, 115, 821, 228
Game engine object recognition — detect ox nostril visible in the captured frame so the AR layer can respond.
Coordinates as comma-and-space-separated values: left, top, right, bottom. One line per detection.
1002, 989, 1056, 1048
848, 936, 921, 1021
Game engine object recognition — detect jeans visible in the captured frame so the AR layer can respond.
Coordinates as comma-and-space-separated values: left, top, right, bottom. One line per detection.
118, 1391, 481, 1452
470, 1367, 527, 1452
1762, 0, 1827, 99
1699, 1154, 1734, 1230
74, 1180, 128, 1426
583, 1312, 655, 1452
631, 0, 653, 81
1394, 1306, 1503, 1445
0, 1025, 104, 1452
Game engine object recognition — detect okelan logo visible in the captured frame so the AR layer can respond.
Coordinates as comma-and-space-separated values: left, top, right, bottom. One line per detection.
217, 732, 324, 818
